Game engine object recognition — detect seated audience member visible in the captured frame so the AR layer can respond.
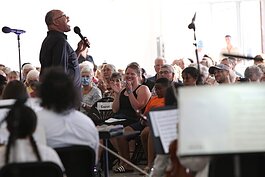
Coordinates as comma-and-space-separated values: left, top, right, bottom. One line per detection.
150, 82, 183, 177
94, 64, 104, 82
225, 57, 242, 77
200, 55, 214, 68
140, 78, 170, 174
0, 80, 45, 145
244, 65, 263, 82
79, 61, 99, 85
76, 38, 97, 71
80, 65, 102, 114
235, 77, 250, 83
0, 80, 28, 145
79, 60, 94, 71
181, 66, 199, 86
1, 67, 11, 77
172, 64, 183, 83
0, 99, 64, 170
159, 64, 177, 83
141, 67, 154, 91
93, 72, 124, 168
189, 63, 210, 85
166, 73, 209, 177
0, 70, 6, 78
150, 81, 210, 177
208, 64, 232, 84
0, 64, 5, 71
152, 64, 182, 93
257, 63, 265, 82
7, 71, 19, 83
254, 55, 264, 65
220, 57, 237, 82
111, 62, 151, 173
0, 75, 7, 99
98, 64, 116, 97
36, 67, 99, 162
147, 57, 167, 90
76, 38, 92, 65
172, 58, 191, 70
2, 80, 28, 101
109, 72, 124, 98
22, 63, 35, 83
25, 70, 40, 98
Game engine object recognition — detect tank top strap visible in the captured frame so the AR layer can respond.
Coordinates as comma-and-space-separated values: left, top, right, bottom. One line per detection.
133, 84, 142, 96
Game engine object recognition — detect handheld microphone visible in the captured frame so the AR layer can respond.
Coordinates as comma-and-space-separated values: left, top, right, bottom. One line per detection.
2, 26, 26, 34
73, 26, 90, 48
188, 12, 196, 30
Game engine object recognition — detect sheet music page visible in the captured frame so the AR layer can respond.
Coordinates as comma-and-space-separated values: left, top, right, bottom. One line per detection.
149, 111, 160, 137
178, 83, 265, 156
149, 108, 178, 153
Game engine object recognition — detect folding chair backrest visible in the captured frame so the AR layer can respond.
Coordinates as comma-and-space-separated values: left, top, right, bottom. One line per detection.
0, 162, 63, 177
88, 97, 114, 125
54, 145, 95, 177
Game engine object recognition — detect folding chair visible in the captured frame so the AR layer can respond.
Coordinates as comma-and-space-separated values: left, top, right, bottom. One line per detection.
131, 135, 146, 165
0, 162, 63, 177
87, 97, 114, 125
54, 145, 96, 177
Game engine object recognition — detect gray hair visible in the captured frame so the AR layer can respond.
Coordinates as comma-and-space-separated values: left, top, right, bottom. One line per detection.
81, 65, 93, 74
26, 69, 39, 83
161, 64, 175, 73
244, 65, 263, 82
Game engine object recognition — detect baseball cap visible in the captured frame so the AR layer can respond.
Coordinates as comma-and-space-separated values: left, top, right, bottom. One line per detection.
209, 64, 230, 74
254, 55, 264, 61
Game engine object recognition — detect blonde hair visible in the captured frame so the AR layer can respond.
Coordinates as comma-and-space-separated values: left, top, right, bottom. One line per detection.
102, 64, 116, 73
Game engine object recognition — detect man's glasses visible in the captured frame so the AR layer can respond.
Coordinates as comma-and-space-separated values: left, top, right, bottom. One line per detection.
159, 70, 172, 75
213, 70, 225, 74
54, 14, 66, 21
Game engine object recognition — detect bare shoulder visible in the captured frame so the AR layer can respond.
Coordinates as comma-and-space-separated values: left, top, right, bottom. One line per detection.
138, 85, 150, 92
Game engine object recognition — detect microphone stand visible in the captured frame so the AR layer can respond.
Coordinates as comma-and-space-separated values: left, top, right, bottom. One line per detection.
189, 24, 202, 84
16, 34, 22, 81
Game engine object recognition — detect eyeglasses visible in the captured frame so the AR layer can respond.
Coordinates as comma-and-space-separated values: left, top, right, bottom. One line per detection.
214, 70, 225, 74
159, 70, 172, 75
54, 14, 67, 21
110, 79, 122, 83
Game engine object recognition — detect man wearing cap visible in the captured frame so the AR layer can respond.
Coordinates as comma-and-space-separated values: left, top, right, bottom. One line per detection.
254, 55, 264, 65
209, 64, 231, 84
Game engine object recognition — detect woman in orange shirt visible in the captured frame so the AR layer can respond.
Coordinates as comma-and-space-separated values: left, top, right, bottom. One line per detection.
140, 78, 170, 174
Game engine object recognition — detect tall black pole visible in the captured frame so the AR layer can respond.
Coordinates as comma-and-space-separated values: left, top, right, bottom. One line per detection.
188, 12, 202, 84
192, 28, 201, 79
1, 26, 25, 81
16, 34, 22, 81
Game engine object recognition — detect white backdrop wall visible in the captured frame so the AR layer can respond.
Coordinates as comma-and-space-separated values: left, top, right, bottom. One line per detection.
0, 0, 162, 75
0, 0, 262, 75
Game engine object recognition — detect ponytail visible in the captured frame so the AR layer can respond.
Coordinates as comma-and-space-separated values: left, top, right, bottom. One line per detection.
29, 135, 42, 161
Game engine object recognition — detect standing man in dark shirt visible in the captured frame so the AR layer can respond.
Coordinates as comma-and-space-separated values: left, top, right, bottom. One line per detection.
39, 9, 86, 103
